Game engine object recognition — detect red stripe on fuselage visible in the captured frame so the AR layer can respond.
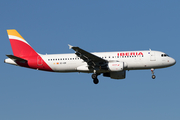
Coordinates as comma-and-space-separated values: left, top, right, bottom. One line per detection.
9, 39, 53, 72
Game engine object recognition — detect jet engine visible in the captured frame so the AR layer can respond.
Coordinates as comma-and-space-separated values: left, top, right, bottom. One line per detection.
103, 71, 126, 79
108, 61, 124, 71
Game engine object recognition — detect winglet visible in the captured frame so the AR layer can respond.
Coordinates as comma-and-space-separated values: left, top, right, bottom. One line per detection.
68, 44, 73, 49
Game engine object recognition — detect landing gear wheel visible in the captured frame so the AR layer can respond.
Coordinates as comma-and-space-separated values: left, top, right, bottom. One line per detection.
152, 75, 156, 79
93, 78, 99, 84
92, 73, 99, 84
92, 73, 97, 79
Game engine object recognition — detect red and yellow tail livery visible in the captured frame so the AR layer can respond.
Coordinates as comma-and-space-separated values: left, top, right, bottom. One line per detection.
6, 29, 52, 71
7, 29, 37, 58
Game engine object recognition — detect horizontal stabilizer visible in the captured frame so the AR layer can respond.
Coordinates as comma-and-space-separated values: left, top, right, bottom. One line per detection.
6, 55, 27, 62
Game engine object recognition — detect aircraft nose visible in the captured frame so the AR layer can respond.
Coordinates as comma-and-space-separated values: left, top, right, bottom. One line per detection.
171, 58, 176, 66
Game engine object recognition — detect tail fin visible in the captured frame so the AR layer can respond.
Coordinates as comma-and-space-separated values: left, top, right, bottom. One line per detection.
7, 29, 38, 58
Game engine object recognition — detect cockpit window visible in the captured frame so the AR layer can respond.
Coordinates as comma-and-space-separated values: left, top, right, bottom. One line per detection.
161, 54, 169, 57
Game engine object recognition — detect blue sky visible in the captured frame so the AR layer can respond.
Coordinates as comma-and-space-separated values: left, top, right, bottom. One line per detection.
0, 0, 179, 120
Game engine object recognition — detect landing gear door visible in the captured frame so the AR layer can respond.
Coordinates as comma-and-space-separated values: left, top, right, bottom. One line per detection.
150, 52, 156, 61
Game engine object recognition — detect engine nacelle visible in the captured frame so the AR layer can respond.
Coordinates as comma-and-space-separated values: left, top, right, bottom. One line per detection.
103, 71, 126, 79
108, 61, 124, 71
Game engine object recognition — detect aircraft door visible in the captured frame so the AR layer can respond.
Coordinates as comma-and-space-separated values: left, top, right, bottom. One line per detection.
150, 52, 156, 61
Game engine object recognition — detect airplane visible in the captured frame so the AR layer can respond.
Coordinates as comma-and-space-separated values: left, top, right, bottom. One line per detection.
4, 29, 176, 84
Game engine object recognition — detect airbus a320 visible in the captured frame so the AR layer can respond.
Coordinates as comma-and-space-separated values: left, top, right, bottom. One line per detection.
4, 29, 176, 84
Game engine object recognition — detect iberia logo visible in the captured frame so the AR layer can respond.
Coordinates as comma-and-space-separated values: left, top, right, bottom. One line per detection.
117, 52, 143, 56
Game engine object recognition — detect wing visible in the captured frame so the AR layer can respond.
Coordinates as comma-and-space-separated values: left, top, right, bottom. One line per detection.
68, 44, 107, 69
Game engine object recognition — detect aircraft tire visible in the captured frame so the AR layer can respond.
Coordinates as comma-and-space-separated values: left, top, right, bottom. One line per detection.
152, 75, 156, 79
93, 78, 99, 84
92, 73, 97, 79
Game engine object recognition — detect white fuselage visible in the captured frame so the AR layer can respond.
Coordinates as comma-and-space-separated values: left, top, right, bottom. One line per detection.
40, 50, 176, 73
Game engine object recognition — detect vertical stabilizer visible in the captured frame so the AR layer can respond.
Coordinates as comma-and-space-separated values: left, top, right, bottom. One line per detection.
7, 29, 37, 58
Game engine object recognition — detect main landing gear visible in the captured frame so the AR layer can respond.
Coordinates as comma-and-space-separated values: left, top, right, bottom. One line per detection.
92, 70, 100, 84
151, 68, 156, 79
92, 73, 99, 84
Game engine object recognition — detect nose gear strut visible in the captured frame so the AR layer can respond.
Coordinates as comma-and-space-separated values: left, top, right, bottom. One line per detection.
151, 68, 156, 79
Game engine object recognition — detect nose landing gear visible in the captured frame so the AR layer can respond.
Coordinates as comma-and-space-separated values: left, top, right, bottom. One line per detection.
151, 68, 156, 79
